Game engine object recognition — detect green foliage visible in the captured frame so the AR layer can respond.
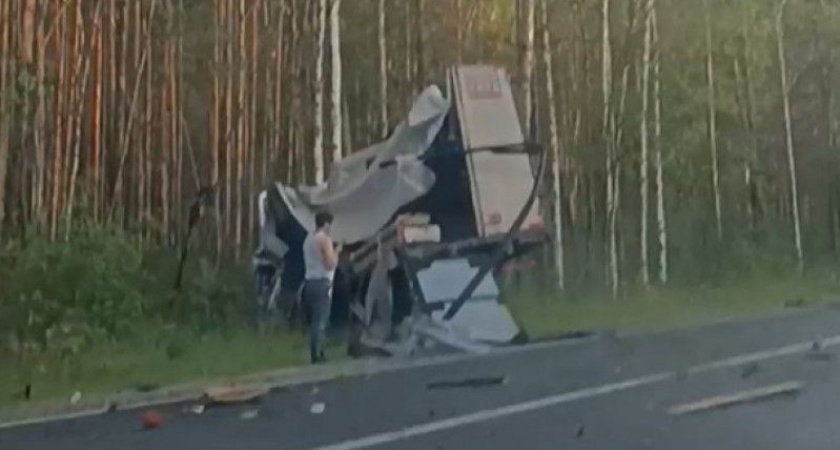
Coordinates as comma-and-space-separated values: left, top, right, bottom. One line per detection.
0, 227, 148, 354
0, 226, 251, 356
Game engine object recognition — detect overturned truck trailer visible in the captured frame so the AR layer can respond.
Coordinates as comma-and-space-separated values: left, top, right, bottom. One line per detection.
255, 65, 547, 355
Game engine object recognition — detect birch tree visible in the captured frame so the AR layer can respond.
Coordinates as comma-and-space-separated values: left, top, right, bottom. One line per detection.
776, 0, 804, 273
330, 0, 342, 165
704, 0, 723, 241
639, 0, 654, 286
541, 0, 564, 290
522, 0, 535, 138
313, 0, 327, 183
653, 4, 668, 284
378, 0, 388, 138
602, 0, 619, 298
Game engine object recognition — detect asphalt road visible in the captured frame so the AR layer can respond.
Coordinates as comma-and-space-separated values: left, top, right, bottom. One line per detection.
5, 306, 840, 450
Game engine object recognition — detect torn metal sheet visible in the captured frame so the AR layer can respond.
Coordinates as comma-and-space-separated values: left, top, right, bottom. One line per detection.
275, 85, 451, 244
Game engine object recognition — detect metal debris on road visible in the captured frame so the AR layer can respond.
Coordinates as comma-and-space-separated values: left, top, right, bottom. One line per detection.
240, 409, 259, 420
667, 381, 804, 416
310, 403, 326, 415
204, 386, 269, 405
576, 425, 585, 438
426, 376, 507, 390
185, 404, 205, 415
805, 351, 834, 362
740, 362, 759, 379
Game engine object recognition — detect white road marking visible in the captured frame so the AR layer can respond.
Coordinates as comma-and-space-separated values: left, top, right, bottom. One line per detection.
312, 334, 840, 450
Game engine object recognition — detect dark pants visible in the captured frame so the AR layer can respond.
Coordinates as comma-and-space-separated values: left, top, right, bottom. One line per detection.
302, 279, 332, 363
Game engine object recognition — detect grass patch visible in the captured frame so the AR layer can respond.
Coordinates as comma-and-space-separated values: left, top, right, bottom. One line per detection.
0, 327, 351, 410
508, 271, 840, 339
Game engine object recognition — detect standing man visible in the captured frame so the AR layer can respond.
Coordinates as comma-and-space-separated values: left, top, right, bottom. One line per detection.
302, 211, 341, 364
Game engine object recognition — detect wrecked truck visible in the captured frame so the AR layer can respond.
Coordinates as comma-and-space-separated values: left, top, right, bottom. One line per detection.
254, 65, 548, 355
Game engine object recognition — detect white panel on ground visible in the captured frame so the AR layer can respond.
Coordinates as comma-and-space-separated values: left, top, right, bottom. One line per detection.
416, 258, 499, 304
431, 302, 520, 344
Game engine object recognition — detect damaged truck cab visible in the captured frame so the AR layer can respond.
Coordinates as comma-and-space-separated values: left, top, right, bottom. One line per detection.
254, 65, 546, 355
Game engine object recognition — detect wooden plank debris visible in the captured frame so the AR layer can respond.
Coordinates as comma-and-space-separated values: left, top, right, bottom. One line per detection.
667, 381, 804, 416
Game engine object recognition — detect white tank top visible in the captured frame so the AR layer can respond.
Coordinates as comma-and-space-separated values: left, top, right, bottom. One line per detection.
303, 232, 335, 281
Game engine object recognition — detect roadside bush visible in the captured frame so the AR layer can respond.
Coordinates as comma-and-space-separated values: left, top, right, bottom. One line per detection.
169, 258, 249, 333
0, 222, 266, 360
0, 227, 149, 354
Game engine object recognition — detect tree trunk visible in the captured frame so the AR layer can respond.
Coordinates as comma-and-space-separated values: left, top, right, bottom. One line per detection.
455, 0, 463, 64
703, 0, 723, 241
639, 0, 653, 286
313, 0, 327, 183
235, 0, 246, 259
403, 0, 412, 100
0, 0, 10, 236
50, 5, 70, 240
66, 0, 97, 239
91, 0, 104, 224
653, 5, 668, 285
212, 0, 222, 258
248, 0, 260, 253
541, 0, 564, 290
34, 1, 47, 230
378, 0, 388, 138
522, 0, 535, 139
414, 0, 424, 91
776, 0, 804, 274
602, 0, 619, 298
330, 0, 342, 166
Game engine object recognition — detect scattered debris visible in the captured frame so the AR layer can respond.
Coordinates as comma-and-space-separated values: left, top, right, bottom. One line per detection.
185, 404, 205, 415
426, 376, 507, 390
784, 299, 808, 309
576, 425, 585, 439
740, 363, 759, 379
427, 409, 436, 419
812, 341, 823, 351
204, 386, 269, 406
667, 381, 804, 416
310, 385, 320, 395
527, 330, 597, 345
240, 409, 259, 420
70, 391, 82, 405
141, 411, 164, 430
134, 383, 160, 393
806, 351, 834, 362
310, 403, 326, 415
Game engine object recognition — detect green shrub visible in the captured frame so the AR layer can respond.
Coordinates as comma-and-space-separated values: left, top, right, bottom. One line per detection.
1, 227, 149, 354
